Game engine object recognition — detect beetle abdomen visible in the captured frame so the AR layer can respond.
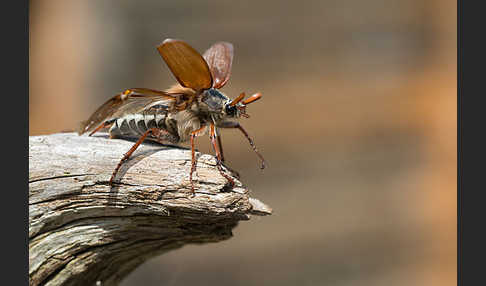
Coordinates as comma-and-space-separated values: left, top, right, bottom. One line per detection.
108, 105, 179, 143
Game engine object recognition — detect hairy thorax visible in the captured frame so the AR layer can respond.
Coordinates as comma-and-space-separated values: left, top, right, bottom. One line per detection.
165, 84, 217, 142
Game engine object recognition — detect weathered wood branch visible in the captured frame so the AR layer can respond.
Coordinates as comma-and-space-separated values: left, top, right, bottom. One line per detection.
29, 133, 271, 286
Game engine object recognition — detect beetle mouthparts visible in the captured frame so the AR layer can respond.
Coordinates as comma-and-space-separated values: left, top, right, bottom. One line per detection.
237, 105, 250, 118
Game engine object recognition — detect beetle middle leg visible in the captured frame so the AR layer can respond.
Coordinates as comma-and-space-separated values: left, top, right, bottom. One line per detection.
189, 125, 207, 194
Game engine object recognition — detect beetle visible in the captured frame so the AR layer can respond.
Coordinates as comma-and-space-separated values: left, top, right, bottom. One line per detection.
78, 38, 265, 194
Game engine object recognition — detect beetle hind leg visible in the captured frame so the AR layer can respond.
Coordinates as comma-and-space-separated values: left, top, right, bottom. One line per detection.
110, 127, 167, 185
89, 119, 116, 137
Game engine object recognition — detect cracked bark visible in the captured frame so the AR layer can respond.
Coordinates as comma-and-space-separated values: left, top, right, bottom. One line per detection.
29, 133, 271, 286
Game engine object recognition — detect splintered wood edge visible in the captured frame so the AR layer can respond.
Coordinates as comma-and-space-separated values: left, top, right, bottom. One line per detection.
249, 198, 273, 215
28, 132, 271, 286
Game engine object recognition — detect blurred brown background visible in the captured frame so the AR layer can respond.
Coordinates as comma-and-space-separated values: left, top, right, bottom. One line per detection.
29, 0, 456, 285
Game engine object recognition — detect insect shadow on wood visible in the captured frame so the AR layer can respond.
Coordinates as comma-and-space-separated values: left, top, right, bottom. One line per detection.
78, 38, 266, 195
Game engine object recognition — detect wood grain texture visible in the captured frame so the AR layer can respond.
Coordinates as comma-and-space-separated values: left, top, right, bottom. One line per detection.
29, 133, 271, 286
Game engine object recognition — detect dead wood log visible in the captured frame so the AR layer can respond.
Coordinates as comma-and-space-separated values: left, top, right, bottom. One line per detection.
29, 133, 271, 286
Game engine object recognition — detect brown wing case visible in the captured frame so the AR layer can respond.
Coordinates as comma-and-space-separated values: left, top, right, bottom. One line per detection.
78, 89, 178, 135
203, 42, 234, 89
157, 39, 213, 91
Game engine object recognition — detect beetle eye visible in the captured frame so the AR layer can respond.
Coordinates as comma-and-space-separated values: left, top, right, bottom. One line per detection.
225, 105, 236, 116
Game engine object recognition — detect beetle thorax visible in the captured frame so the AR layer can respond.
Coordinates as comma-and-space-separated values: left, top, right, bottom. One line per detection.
197, 88, 230, 119
201, 89, 230, 111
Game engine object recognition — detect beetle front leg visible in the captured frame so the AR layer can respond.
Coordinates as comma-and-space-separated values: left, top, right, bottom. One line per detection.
209, 124, 235, 188
217, 121, 266, 170
216, 133, 225, 163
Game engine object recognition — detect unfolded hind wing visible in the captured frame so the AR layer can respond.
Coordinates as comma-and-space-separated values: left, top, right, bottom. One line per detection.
78, 88, 181, 135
